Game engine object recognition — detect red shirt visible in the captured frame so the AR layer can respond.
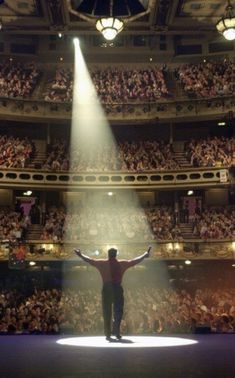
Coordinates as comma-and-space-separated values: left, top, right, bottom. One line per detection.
81, 254, 146, 284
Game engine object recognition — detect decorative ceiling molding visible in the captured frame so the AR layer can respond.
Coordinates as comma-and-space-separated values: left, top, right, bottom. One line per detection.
0, 0, 230, 36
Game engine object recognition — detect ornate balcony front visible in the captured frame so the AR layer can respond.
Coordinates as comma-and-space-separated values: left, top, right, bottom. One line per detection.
0, 167, 229, 190
0, 95, 234, 123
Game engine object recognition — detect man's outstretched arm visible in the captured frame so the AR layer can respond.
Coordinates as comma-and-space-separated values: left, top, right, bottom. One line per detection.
125, 246, 151, 267
74, 249, 96, 265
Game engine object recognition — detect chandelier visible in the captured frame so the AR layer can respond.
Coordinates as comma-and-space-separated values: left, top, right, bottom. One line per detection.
67, 0, 150, 41
216, 0, 235, 41
96, 17, 124, 41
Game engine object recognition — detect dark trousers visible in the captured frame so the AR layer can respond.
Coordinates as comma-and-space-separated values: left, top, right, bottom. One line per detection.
102, 283, 124, 337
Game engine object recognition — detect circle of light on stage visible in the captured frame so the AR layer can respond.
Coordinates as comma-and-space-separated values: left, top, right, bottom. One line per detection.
56, 336, 198, 348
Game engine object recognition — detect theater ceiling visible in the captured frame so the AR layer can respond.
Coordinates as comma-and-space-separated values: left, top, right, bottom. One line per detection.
0, 0, 232, 37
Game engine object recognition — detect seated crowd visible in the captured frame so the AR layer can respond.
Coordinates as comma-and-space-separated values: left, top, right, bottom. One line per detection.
2, 204, 234, 243
42, 139, 179, 172
193, 207, 235, 240
0, 60, 40, 98
185, 136, 235, 167
42, 136, 234, 172
44, 66, 169, 103
175, 59, 235, 98
0, 134, 35, 168
0, 208, 29, 241
40, 205, 180, 242
44, 68, 73, 103
1, 59, 235, 102
40, 204, 235, 243
0, 134, 234, 172
0, 285, 234, 334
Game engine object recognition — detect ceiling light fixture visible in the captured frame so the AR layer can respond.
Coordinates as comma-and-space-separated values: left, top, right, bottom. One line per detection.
216, 0, 235, 41
67, 0, 150, 41
96, 16, 124, 41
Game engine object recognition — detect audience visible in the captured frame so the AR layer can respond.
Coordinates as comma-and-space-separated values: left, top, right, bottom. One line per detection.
41, 136, 235, 172
185, 136, 235, 167
42, 139, 179, 172
0, 208, 29, 241
1, 204, 233, 244
0, 285, 234, 334
0, 134, 35, 168
0, 60, 40, 98
1, 59, 234, 102
44, 66, 169, 103
91, 66, 169, 102
44, 68, 73, 103
39, 204, 235, 243
40, 205, 180, 242
41, 206, 181, 241
175, 59, 235, 98
0, 134, 233, 172
43, 138, 70, 171
192, 207, 235, 240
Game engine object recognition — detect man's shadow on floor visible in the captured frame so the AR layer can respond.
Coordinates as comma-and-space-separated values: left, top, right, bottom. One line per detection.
108, 337, 133, 344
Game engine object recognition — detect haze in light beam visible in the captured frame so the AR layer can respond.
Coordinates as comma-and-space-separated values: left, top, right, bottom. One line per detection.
70, 40, 116, 165
63, 42, 161, 275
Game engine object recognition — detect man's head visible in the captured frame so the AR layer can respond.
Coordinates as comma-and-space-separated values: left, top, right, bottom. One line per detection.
108, 248, 117, 259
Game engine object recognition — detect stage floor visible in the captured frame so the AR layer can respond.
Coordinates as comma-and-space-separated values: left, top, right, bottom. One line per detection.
0, 334, 235, 378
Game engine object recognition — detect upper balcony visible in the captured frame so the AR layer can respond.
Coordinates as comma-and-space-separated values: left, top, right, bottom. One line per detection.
0, 61, 234, 123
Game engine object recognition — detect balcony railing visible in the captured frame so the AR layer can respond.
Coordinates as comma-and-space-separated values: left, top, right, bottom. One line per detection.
0, 166, 229, 189
2, 240, 235, 262
0, 94, 234, 122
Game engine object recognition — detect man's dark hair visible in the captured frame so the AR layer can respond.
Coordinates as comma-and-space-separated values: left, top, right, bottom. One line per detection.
108, 248, 117, 259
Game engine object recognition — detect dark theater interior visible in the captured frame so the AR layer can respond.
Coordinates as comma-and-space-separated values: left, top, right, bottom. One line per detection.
0, 1, 234, 377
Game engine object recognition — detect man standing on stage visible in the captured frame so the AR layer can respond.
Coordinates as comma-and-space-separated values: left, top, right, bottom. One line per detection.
74, 246, 151, 341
